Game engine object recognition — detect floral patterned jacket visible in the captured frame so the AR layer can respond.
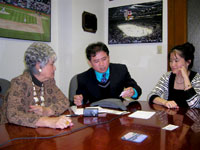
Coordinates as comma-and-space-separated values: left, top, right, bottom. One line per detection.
6, 71, 70, 128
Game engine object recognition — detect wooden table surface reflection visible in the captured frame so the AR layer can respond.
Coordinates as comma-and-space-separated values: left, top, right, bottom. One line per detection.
0, 101, 200, 150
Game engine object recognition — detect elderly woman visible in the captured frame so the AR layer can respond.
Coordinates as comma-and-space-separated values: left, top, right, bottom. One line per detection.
6, 42, 73, 129
148, 42, 200, 109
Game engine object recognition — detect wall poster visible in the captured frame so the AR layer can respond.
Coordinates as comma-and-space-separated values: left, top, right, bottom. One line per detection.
108, 0, 162, 44
0, 0, 51, 41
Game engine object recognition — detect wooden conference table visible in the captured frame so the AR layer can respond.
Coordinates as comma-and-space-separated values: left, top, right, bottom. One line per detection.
0, 101, 200, 150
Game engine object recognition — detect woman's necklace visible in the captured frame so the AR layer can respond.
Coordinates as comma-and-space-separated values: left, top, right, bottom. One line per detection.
175, 77, 184, 84
175, 80, 184, 84
32, 82, 45, 106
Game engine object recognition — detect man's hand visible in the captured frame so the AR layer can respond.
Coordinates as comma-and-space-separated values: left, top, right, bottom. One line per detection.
120, 87, 135, 98
74, 94, 83, 106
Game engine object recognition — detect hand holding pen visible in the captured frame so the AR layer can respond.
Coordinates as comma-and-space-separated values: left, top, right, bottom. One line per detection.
120, 87, 135, 98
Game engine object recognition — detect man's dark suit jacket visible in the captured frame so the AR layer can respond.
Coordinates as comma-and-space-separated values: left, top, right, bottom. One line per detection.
76, 63, 142, 104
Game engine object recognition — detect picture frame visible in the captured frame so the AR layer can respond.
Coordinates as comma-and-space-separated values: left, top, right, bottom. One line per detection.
0, 0, 51, 41
108, 0, 162, 44
82, 11, 97, 33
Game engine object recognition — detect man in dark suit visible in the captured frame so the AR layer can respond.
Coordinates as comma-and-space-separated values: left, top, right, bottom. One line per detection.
74, 42, 142, 106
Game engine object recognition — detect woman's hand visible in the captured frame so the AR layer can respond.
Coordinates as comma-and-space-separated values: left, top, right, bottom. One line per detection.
152, 104, 178, 115
29, 105, 54, 116
179, 66, 189, 79
178, 66, 192, 90
164, 100, 179, 109
49, 116, 73, 129
153, 97, 179, 109
36, 115, 73, 129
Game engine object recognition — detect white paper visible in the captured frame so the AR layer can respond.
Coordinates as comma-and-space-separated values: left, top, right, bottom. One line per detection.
87, 106, 129, 115
74, 108, 84, 115
102, 108, 129, 115
86, 106, 106, 113
71, 106, 129, 115
128, 110, 155, 119
71, 106, 84, 115
162, 124, 179, 131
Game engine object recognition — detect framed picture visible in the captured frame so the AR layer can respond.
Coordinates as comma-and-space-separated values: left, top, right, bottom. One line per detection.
82, 11, 97, 33
108, 0, 162, 44
0, 0, 51, 41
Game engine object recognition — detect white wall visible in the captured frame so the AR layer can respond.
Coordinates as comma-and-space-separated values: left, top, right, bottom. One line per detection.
0, 38, 30, 80
56, 0, 72, 96
58, 0, 104, 96
71, 0, 104, 73
0, 0, 168, 101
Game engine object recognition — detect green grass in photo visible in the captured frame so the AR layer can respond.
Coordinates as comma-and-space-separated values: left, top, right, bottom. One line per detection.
0, 3, 51, 41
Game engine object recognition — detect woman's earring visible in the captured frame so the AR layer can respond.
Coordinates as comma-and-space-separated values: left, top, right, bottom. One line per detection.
39, 69, 42, 73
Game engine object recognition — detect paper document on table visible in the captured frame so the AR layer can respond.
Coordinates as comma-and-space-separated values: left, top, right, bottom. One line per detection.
102, 108, 129, 115
71, 106, 104, 115
74, 108, 84, 115
71, 106, 129, 115
86, 106, 106, 113
128, 110, 155, 119
71, 106, 84, 115
162, 124, 179, 131
87, 106, 129, 115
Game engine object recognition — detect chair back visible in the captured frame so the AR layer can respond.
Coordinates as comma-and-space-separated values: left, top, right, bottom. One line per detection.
68, 75, 78, 105
0, 78, 11, 106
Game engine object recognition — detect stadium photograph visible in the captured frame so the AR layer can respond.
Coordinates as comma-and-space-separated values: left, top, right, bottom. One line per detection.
0, 0, 51, 41
108, 0, 162, 44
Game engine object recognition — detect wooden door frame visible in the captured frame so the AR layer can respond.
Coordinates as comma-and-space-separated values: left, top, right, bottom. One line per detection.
168, 0, 187, 70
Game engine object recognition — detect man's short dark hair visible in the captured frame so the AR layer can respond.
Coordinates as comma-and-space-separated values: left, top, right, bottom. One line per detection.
86, 42, 109, 60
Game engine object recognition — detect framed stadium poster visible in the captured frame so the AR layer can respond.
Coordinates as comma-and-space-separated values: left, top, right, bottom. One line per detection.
108, 0, 162, 44
0, 0, 51, 41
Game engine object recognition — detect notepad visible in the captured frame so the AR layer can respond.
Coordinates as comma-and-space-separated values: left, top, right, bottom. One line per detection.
162, 124, 179, 131
128, 110, 155, 119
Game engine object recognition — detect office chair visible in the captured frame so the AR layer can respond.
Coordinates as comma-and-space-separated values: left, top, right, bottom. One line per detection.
0, 78, 11, 107
68, 75, 78, 105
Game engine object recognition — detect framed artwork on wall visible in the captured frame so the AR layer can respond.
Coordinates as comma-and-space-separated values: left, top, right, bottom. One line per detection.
0, 0, 51, 41
108, 0, 162, 44
82, 11, 97, 33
